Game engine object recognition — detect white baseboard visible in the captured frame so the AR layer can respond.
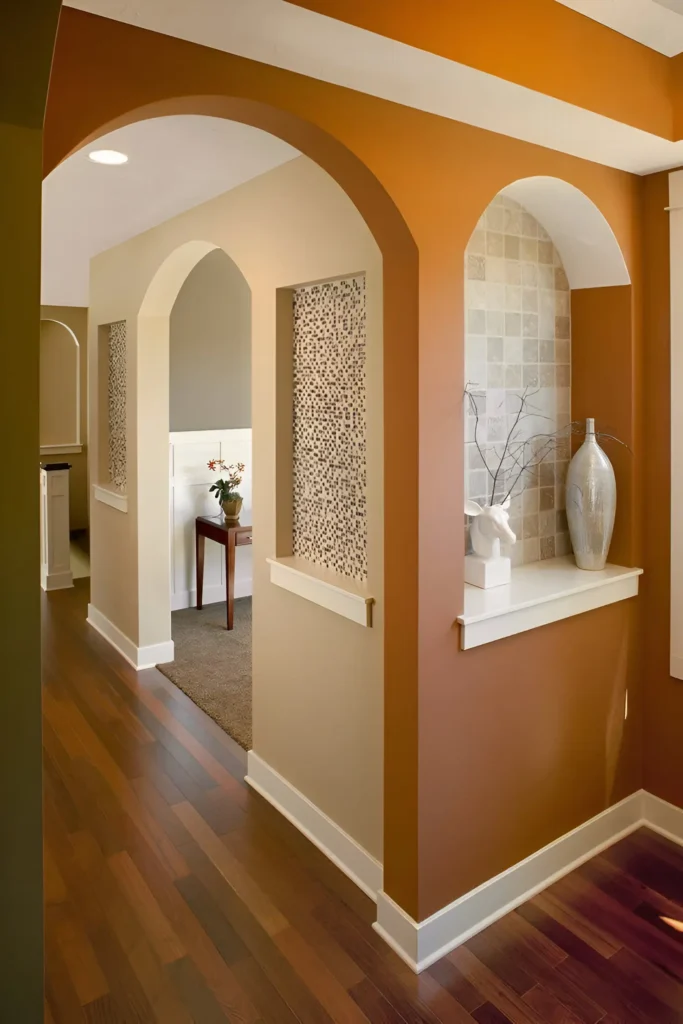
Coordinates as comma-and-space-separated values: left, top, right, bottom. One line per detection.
642, 790, 683, 846
245, 751, 382, 901
375, 790, 649, 973
171, 579, 252, 612
87, 604, 174, 670
41, 569, 74, 591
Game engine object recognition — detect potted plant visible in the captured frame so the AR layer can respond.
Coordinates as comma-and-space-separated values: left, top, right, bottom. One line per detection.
207, 460, 245, 521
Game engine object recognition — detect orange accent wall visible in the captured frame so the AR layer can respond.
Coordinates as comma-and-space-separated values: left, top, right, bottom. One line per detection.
289, 0, 674, 140
47, 8, 646, 921
640, 172, 680, 808
571, 287, 638, 567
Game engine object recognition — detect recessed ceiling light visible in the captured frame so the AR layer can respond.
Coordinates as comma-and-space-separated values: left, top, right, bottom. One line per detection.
88, 149, 129, 166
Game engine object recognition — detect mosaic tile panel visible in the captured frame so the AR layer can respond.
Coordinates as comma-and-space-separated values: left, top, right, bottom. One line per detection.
292, 276, 367, 581
465, 194, 571, 565
108, 320, 127, 492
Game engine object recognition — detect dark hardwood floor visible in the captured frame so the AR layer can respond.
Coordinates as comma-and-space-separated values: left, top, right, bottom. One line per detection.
43, 581, 683, 1023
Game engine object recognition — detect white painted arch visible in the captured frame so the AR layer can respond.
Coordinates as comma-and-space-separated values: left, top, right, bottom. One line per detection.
501, 177, 630, 290
136, 240, 250, 652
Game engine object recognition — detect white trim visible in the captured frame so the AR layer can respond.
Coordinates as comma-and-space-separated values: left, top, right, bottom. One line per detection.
458, 557, 642, 650
374, 791, 647, 972
41, 569, 74, 592
171, 578, 252, 611
642, 791, 683, 847
93, 483, 128, 513
670, 170, 683, 680
169, 427, 252, 445
267, 556, 373, 627
555, 0, 683, 58
87, 603, 174, 670
40, 444, 83, 456
245, 751, 382, 900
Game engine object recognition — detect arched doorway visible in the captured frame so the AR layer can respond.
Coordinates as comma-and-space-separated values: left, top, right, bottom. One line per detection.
74, 116, 390, 889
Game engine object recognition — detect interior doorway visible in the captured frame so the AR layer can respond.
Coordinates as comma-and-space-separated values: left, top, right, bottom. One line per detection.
45, 110, 389, 874
39, 314, 90, 582
157, 248, 254, 749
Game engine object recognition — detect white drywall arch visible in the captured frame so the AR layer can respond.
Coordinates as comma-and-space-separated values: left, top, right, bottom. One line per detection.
501, 177, 630, 290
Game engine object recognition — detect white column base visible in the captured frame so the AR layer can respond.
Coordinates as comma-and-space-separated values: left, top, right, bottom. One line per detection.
42, 569, 74, 592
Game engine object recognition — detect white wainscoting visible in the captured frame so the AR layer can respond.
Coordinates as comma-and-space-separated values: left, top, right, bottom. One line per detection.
170, 429, 252, 611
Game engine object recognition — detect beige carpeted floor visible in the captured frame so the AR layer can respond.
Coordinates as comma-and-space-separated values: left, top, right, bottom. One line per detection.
157, 598, 252, 749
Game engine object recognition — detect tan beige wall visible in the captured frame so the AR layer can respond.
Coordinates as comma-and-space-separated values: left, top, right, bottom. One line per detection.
41, 305, 89, 530
40, 320, 78, 445
170, 248, 251, 431
89, 156, 384, 858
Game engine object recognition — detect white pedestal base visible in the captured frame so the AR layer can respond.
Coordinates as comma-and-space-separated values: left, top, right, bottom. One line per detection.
464, 554, 511, 589
40, 465, 73, 592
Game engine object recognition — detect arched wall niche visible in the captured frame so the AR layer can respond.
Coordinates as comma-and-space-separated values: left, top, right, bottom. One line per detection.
39, 318, 80, 449
464, 175, 635, 570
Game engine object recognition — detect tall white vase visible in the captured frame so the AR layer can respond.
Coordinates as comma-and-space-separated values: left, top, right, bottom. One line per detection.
566, 418, 616, 570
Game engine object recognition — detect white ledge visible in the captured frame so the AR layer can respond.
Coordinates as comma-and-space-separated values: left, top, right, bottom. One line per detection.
93, 483, 128, 513
40, 444, 83, 455
267, 556, 374, 626
457, 556, 642, 649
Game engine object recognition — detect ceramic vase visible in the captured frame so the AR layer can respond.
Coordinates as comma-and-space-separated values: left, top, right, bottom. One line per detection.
565, 418, 616, 570
221, 497, 243, 522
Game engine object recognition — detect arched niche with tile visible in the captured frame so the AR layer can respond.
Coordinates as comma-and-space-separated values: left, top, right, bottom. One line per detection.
464, 176, 633, 571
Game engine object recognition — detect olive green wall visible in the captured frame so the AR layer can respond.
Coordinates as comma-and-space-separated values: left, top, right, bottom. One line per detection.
1, 1, 62, 1018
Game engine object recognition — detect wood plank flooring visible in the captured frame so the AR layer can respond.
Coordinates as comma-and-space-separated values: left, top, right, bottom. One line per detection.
44, 582, 683, 1022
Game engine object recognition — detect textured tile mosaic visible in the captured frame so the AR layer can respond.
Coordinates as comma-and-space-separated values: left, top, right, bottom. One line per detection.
292, 276, 367, 581
108, 320, 127, 492
465, 195, 571, 565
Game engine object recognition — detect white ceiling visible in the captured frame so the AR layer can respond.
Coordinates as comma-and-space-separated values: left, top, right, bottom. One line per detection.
42, 115, 298, 306
61, 0, 683, 175
554, 0, 683, 56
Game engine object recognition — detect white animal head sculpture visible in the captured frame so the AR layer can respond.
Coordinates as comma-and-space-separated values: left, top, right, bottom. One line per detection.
465, 498, 516, 560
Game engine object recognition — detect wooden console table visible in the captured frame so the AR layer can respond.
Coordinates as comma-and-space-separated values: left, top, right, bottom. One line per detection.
195, 516, 252, 630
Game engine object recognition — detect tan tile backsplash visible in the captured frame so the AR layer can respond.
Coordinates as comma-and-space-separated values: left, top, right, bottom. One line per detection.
465, 194, 571, 566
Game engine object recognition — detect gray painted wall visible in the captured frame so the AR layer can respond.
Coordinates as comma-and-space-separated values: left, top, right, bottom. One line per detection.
169, 248, 251, 430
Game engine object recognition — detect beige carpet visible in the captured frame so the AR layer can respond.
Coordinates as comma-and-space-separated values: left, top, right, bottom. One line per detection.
157, 598, 252, 749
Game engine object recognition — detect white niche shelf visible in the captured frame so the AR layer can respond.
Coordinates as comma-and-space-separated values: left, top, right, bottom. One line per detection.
267, 556, 374, 626
457, 556, 642, 650
93, 483, 128, 513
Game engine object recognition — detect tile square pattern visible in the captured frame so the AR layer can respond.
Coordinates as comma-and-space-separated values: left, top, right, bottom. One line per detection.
108, 320, 127, 492
465, 195, 571, 565
292, 276, 367, 582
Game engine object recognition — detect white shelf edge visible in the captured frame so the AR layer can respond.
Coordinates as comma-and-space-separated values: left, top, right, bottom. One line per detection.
41, 444, 83, 455
267, 556, 373, 627
93, 483, 128, 513
457, 558, 642, 650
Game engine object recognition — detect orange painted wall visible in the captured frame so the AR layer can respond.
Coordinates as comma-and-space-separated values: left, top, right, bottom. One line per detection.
46, 8, 646, 921
571, 287, 638, 567
639, 172, 681, 809
289, 0, 673, 139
